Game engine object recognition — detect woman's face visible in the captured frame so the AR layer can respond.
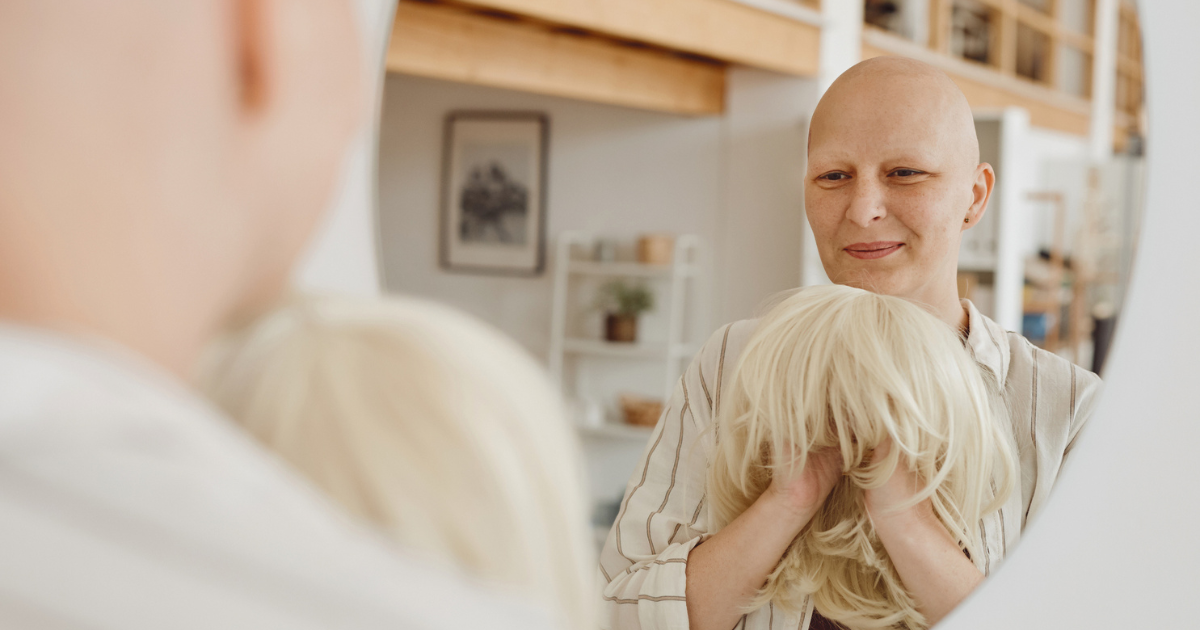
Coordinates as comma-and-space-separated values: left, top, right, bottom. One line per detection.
804, 71, 992, 308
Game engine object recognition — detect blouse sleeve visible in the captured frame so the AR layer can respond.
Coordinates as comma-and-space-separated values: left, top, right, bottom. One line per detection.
1063, 364, 1104, 461
596, 324, 737, 630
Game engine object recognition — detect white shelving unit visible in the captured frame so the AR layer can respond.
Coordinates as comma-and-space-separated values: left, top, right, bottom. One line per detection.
548, 231, 705, 435
549, 231, 706, 550
577, 422, 656, 441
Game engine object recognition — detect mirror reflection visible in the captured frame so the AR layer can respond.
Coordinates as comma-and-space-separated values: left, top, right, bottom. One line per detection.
369, 1, 1146, 628
0, 0, 1153, 629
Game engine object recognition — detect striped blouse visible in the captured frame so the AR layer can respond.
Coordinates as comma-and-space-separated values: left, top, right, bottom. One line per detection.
597, 300, 1103, 630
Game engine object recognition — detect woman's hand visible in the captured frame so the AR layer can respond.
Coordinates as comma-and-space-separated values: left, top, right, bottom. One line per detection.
687, 444, 841, 630
762, 445, 843, 520
863, 439, 935, 525
863, 438, 984, 626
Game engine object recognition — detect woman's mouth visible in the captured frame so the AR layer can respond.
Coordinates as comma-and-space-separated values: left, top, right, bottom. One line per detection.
844, 242, 904, 260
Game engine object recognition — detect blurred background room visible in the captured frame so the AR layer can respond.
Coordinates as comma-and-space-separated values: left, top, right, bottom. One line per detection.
369, 0, 1146, 548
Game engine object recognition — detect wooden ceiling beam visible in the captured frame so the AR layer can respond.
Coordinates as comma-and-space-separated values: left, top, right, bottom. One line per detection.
443, 0, 821, 76
387, 1, 727, 116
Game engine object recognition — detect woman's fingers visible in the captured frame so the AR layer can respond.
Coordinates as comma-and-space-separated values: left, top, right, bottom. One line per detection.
808, 447, 844, 493
766, 445, 843, 516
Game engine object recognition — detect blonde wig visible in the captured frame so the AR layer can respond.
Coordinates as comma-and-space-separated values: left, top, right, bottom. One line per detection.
707, 285, 1017, 630
200, 294, 593, 629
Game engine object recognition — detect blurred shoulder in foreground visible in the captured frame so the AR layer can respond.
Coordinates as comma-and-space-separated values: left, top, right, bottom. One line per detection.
0, 320, 557, 630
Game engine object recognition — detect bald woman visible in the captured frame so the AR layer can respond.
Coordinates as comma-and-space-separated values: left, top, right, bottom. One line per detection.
598, 57, 1102, 630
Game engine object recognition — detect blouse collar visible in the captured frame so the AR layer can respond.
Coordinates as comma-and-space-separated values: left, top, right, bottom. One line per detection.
963, 299, 1011, 388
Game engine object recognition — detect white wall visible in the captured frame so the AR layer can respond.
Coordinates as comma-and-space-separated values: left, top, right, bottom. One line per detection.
378, 75, 721, 360
717, 68, 817, 325
377, 70, 818, 505
377, 70, 817, 364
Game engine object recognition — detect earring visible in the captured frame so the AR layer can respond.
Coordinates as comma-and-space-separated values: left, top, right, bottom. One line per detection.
964, 217, 971, 223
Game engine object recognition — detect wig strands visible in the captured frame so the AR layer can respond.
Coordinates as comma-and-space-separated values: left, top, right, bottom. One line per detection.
707, 285, 1017, 630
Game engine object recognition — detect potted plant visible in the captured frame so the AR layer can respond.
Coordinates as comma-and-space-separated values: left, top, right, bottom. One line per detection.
598, 280, 654, 343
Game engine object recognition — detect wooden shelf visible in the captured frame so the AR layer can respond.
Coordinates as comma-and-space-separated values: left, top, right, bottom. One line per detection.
448, 0, 821, 77
1024, 300, 1063, 313
388, 1, 726, 116
578, 422, 656, 440
562, 338, 698, 359
863, 28, 1091, 136
958, 258, 999, 273
568, 260, 695, 278
550, 232, 705, 404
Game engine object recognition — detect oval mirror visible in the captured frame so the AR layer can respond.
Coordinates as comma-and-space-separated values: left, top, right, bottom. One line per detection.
360, 0, 1171, 626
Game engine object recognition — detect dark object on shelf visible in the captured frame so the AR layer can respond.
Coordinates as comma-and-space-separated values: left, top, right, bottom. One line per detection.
1037, 248, 1074, 270
1023, 312, 1051, 344
1016, 22, 1051, 83
951, 0, 993, 65
592, 495, 623, 529
865, 0, 900, 32
1092, 313, 1118, 374
606, 314, 638, 343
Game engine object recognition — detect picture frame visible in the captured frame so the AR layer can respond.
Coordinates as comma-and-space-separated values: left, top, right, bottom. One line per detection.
439, 111, 549, 276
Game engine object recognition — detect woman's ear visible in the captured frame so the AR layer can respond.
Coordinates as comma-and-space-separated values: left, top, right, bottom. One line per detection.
964, 163, 996, 230
234, 0, 270, 114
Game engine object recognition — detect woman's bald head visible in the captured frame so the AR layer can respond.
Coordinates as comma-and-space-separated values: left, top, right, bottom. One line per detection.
810, 56, 980, 169
803, 56, 995, 328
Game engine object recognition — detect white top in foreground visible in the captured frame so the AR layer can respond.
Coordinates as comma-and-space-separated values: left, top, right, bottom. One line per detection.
0, 324, 554, 630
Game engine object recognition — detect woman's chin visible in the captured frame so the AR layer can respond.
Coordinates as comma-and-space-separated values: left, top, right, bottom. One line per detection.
829, 270, 909, 298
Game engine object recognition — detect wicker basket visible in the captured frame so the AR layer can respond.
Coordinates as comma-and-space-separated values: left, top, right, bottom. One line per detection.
620, 394, 664, 428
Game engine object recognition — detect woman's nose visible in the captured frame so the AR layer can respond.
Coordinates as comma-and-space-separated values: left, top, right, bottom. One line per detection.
845, 178, 887, 227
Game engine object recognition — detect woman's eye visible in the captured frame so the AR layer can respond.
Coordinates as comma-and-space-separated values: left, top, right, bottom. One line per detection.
821, 172, 849, 182
892, 169, 922, 177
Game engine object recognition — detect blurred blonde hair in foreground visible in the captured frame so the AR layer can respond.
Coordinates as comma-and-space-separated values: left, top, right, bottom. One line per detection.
201, 295, 593, 628
708, 285, 1017, 630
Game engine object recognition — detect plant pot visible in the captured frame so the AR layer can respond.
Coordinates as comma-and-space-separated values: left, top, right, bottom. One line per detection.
605, 313, 638, 343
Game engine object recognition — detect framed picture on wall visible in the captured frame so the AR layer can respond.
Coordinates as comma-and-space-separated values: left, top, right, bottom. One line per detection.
440, 111, 549, 275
